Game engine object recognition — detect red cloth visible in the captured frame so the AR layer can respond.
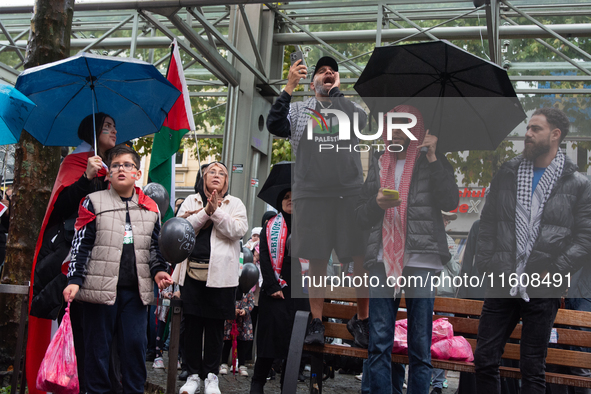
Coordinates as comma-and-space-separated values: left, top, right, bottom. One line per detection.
379, 105, 426, 293
26, 147, 105, 394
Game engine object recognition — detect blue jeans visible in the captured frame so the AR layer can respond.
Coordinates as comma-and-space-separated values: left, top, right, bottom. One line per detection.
361, 264, 436, 394
474, 297, 560, 394
83, 288, 148, 394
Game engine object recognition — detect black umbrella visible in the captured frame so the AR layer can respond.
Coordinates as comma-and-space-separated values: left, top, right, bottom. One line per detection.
257, 161, 292, 211
354, 40, 526, 152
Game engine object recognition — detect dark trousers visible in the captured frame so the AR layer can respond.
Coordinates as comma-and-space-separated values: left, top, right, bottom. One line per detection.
183, 314, 224, 380
474, 297, 560, 394
222, 339, 251, 367
82, 287, 148, 394
252, 356, 274, 384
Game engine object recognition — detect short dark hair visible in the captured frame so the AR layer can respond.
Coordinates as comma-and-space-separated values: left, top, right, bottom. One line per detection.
533, 107, 570, 142
77, 112, 114, 146
108, 144, 140, 169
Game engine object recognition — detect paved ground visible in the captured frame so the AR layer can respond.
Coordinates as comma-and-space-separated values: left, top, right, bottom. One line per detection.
145, 354, 460, 394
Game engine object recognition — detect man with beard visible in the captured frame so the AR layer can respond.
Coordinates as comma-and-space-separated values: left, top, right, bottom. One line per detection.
266, 56, 370, 348
474, 107, 591, 394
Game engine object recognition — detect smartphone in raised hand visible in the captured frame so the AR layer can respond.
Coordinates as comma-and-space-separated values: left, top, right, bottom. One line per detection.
290, 50, 305, 67
382, 189, 399, 200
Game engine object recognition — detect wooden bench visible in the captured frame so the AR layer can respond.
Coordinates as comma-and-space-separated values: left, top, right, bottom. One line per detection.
282, 287, 591, 394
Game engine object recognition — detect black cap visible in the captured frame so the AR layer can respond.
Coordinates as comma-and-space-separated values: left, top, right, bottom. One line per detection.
311, 56, 338, 79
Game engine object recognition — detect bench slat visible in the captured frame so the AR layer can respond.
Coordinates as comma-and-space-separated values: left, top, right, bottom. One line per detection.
303, 344, 591, 388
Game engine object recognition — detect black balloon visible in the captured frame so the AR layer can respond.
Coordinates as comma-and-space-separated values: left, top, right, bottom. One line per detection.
239, 263, 259, 293
143, 182, 170, 215
242, 247, 253, 264
158, 217, 196, 264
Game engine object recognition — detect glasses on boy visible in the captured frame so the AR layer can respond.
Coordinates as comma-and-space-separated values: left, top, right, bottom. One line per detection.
110, 162, 138, 172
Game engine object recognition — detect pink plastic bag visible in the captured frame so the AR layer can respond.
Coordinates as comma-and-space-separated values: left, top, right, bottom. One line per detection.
392, 319, 408, 354
36, 302, 79, 394
431, 336, 474, 362
432, 318, 454, 344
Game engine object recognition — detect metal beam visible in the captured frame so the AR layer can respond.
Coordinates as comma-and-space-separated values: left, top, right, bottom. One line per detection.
502, 16, 591, 76
2, 23, 591, 52
272, 23, 591, 44
383, 4, 438, 41
502, 0, 591, 62
268, 6, 363, 76
139, 10, 238, 86
164, 11, 242, 86
130, 11, 140, 58
238, 5, 266, 76
376, 2, 383, 47
0, 27, 28, 55
0, 0, 310, 14
0, 19, 24, 63
194, 6, 217, 49
0, 61, 19, 84
186, 7, 268, 83
78, 13, 135, 53
485, 0, 500, 65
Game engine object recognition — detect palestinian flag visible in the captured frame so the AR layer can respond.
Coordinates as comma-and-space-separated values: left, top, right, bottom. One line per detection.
148, 38, 195, 221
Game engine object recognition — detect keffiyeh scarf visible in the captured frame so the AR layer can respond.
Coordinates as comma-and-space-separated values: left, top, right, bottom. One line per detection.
513, 149, 565, 301
380, 105, 427, 295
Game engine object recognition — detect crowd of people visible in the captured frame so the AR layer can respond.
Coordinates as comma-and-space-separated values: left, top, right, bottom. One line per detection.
25, 53, 591, 394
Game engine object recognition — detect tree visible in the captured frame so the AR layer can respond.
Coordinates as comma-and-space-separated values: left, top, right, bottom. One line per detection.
0, 0, 73, 370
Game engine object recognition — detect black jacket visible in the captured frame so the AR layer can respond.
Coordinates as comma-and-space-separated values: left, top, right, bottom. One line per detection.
476, 155, 591, 280
30, 174, 107, 319
356, 151, 459, 270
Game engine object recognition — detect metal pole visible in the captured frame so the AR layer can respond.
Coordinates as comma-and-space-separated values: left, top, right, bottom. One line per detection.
247, 151, 260, 231
166, 299, 183, 394
130, 11, 139, 58
376, 2, 383, 47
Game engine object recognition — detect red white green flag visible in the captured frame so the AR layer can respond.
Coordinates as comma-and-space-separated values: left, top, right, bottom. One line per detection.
148, 38, 194, 221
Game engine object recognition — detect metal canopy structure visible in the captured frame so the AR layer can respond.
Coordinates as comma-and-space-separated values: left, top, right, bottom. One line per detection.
1, 0, 591, 227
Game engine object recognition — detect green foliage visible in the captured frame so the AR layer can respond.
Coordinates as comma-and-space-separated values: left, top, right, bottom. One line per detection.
272, 139, 292, 164
445, 140, 519, 187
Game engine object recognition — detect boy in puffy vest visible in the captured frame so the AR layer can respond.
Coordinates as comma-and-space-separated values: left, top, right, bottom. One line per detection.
63, 144, 173, 394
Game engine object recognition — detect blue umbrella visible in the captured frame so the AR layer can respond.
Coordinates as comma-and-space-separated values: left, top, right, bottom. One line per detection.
15, 52, 181, 148
0, 84, 36, 145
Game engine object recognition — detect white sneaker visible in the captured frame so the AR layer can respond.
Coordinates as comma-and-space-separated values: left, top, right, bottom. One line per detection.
219, 363, 228, 375
152, 357, 165, 369
355, 373, 362, 381
178, 360, 182, 370
204, 373, 221, 394
238, 365, 248, 377
180, 374, 200, 394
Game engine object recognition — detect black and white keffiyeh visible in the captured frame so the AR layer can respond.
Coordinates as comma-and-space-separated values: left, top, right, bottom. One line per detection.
513, 149, 565, 301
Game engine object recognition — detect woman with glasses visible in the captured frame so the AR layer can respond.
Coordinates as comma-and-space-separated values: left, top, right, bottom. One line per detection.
29, 113, 118, 393
174, 162, 248, 394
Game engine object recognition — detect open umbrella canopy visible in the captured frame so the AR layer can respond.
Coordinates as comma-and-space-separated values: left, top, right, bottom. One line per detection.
0, 83, 36, 145
15, 52, 181, 146
258, 161, 292, 211
354, 40, 526, 152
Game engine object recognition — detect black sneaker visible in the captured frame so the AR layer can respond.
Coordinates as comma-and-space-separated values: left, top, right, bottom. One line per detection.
178, 369, 189, 381
304, 318, 325, 345
430, 388, 442, 394
346, 314, 369, 349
